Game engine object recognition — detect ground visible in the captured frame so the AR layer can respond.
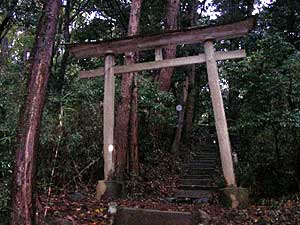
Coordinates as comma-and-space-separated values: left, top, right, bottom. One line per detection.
40, 151, 300, 225
40, 178, 300, 225
41, 187, 300, 225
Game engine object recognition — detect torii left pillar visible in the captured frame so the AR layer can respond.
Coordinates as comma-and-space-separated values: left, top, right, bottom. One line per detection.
96, 52, 123, 200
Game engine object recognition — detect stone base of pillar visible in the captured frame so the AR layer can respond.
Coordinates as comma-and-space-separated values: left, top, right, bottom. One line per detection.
219, 186, 249, 209
96, 180, 123, 200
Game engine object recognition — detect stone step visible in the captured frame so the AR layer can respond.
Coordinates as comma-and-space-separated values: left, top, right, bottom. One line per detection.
192, 144, 217, 148
193, 149, 217, 153
183, 165, 215, 172
179, 178, 211, 186
183, 162, 215, 168
191, 147, 217, 152
179, 184, 212, 190
184, 167, 214, 173
191, 151, 217, 156
190, 156, 216, 161
182, 174, 211, 180
191, 152, 217, 156
175, 190, 212, 199
189, 159, 215, 164
114, 207, 193, 225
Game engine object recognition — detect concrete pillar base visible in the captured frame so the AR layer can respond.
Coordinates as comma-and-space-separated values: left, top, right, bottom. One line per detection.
96, 180, 123, 200
219, 186, 249, 209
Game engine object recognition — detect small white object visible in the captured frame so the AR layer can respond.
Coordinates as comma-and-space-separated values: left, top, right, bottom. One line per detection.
108, 144, 114, 152
176, 104, 183, 112
233, 152, 238, 163
108, 202, 118, 214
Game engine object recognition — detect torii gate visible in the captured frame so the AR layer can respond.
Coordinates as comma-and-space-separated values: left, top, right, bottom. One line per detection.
68, 17, 255, 204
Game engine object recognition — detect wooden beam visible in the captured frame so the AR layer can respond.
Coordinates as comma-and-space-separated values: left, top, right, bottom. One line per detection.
103, 53, 115, 181
79, 50, 246, 78
204, 41, 236, 187
68, 17, 255, 58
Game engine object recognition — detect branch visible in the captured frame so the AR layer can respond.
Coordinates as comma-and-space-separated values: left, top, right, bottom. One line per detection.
70, 0, 91, 22
66, 158, 101, 186
0, 12, 13, 42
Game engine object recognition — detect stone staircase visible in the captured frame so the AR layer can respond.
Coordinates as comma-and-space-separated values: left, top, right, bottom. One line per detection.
175, 142, 218, 200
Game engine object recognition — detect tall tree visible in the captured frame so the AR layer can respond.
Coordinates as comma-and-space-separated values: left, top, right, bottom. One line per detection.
157, 0, 180, 91
172, 76, 189, 152
114, 0, 142, 179
182, 0, 203, 140
10, 0, 61, 224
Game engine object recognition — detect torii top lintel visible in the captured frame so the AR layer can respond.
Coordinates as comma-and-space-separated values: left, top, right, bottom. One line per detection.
68, 17, 255, 59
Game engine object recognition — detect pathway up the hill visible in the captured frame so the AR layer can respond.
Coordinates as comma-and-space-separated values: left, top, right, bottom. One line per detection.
176, 138, 219, 201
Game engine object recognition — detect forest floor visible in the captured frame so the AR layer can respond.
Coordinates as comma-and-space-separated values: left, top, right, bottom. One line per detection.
40, 151, 300, 225
40, 182, 300, 225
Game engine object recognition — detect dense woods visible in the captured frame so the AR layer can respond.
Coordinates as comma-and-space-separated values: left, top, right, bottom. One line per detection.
1, 0, 300, 224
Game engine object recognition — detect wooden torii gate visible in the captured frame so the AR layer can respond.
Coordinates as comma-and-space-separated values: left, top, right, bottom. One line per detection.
68, 17, 255, 202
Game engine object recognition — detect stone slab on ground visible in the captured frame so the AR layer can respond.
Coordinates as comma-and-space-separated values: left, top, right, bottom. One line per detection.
175, 190, 212, 199
113, 207, 193, 225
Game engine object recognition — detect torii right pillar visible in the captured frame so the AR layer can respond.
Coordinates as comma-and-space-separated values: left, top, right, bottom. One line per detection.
204, 40, 249, 208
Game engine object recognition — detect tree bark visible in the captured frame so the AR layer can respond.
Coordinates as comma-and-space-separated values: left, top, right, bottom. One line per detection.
184, 64, 196, 140
157, 0, 180, 92
0, 37, 9, 69
172, 76, 189, 153
183, 0, 198, 140
114, 0, 142, 179
129, 76, 139, 175
10, 1, 61, 224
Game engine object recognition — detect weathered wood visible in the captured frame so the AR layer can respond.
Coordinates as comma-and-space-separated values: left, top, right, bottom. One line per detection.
68, 17, 255, 58
80, 50, 246, 78
204, 41, 236, 187
103, 53, 115, 181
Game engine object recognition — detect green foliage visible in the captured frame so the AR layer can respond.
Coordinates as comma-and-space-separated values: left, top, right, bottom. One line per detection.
138, 76, 176, 162
225, 34, 300, 197
1, 2, 300, 222
0, 56, 25, 225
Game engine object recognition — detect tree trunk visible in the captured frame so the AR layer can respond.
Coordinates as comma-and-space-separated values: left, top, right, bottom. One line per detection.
184, 64, 196, 140
114, 0, 142, 179
157, 0, 180, 92
129, 76, 139, 175
172, 76, 189, 153
58, 0, 71, 91
10, 1, 61, 224
0, 37, 9, 69
183, 0, 198, 140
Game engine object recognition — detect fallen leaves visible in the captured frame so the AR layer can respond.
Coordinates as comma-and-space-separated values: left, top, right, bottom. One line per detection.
39, 150, 300, 225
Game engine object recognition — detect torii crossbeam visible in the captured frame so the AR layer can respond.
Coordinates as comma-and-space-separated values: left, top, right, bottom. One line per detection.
68, 17, 255, 204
